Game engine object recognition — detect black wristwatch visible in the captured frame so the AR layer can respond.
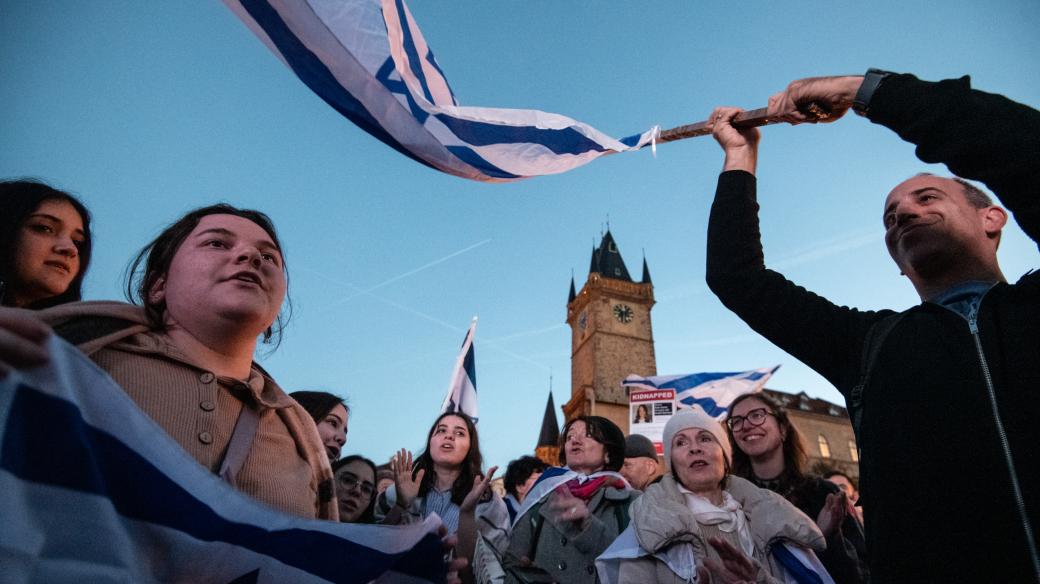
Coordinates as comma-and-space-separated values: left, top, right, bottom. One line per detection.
853, 68, 893, 116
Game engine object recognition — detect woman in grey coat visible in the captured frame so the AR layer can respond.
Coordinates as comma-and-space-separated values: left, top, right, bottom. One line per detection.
503, 415, 639, 584
596, 408, 833, 584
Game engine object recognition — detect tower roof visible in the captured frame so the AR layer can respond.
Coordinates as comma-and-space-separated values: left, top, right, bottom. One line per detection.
641, 256, 652, 284
537, 391, 560, 448
568, 275, 577, 303
590, 230, 633, 282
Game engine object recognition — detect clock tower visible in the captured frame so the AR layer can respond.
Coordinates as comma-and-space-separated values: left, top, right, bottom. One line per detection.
565, 231, 656, 434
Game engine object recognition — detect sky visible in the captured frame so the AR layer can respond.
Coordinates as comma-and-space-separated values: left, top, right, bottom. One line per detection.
3, 0, 1039, 472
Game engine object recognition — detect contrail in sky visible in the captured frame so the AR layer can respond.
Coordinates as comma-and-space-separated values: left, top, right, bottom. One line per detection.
317, 238, 492, 311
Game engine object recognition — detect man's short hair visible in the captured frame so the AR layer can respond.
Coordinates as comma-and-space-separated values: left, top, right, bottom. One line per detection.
503, 455, 547, 498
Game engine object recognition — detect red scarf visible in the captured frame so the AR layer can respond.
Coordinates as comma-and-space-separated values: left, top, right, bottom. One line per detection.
565, 476, 627, 502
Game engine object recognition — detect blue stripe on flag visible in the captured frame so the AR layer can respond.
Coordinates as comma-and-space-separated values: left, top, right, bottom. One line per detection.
445, 146, 520, 179
435, 114, 610, 154
239, 0, 437, 171
1, 384, 445, 583
375, 57, 430, 124
677, 396, 728, 417
624, 370, 768, 392
393, 0, 436, 104
462, 343, 476, 389
619, 133, 643, 147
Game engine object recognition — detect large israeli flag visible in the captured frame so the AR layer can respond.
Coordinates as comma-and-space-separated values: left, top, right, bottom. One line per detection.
223, 0, 658, 182
0, 337, 446, 583
622, 366, 780, 419
440, 318, 478, 422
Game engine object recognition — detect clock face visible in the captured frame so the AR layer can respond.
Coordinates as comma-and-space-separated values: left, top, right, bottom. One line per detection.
613, 303, 633, 324
578, 310, 588, 331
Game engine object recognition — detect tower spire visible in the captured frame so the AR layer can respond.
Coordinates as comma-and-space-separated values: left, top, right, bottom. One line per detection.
641, 251, 652, 284
568, 272, 577, 304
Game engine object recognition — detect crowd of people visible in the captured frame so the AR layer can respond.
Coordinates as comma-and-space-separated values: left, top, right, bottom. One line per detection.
1, 67, 1037, 583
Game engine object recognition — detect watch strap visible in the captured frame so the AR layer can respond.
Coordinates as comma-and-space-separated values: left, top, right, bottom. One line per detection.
853, 68, 892, 116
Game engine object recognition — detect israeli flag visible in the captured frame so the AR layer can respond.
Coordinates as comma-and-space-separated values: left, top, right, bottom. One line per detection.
622, 366, 780, 419
441, 318, 478, 422
223, 0, 658, 182
0, 337, 446, 583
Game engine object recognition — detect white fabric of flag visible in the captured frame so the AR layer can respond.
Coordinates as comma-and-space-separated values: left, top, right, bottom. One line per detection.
0, 337, 446, 584
622, 366, 780, 419
223, 0, 658, 182
441, 318, 478, 421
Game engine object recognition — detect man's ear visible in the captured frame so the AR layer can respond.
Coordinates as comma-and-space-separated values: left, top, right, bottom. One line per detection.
148, 276, 167, 305
981, 206, 1008, 238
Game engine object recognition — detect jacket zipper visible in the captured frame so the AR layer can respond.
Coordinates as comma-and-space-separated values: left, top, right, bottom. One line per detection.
967, 313, 1040, 582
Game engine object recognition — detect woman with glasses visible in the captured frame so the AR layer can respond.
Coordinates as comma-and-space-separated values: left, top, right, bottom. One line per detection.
726, 393, 868, 584
333, 455, 377, 523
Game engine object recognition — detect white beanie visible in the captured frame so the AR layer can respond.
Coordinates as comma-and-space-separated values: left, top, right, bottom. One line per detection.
662, 407, 732, 469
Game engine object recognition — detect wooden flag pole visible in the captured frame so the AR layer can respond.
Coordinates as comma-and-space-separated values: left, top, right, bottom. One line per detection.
656, 107, 775, 143
655, 103, 833, 144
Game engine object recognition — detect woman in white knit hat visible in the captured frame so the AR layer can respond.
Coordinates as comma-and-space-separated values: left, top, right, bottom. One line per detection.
596, 407, 835, 584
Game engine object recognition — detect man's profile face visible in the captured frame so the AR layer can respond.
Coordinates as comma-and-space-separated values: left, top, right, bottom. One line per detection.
621, 456, 658, 490
882, 176, 996, 278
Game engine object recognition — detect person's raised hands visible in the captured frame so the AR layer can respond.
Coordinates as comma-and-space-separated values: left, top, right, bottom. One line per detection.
710, 106, 761, 173
460, 466, 498, 513
766, 75, 864, 125
390, 448, 424, 509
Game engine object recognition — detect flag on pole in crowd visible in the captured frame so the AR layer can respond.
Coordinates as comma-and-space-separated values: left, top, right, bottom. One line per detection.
622, 366, 780, 418
0, 337, 446, 583
441, 317, 478, 421
223, 0, 658, 182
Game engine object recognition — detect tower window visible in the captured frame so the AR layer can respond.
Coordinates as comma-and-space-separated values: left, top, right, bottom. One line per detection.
614, 267, 621, 276
818, 434, 831, 458
609, 242, 618, 253
849, 440, 859, 462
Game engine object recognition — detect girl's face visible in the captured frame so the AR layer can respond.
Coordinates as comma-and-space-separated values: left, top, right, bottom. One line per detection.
10, 199, 85, 306
335, 460, 375, 523
728, 397, 785, 460
429, 415, 470, 467
317, 403, 348, 461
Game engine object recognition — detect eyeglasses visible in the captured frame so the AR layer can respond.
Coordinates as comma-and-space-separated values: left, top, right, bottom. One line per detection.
337, 472, 375, 497
726, 407, 775, 432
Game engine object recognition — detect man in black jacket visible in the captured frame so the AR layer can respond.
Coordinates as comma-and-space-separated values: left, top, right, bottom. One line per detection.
705, 71, 1040, 582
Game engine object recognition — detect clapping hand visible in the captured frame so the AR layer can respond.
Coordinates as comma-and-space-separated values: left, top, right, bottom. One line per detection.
544, 485, 590, 528
816, 491, 848, 538
390, 448, 424, 509
460, 466, 498, 513
703, 536, 762, 584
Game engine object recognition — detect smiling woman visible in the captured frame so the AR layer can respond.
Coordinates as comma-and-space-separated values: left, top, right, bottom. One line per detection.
19, 203, 337, 520
0, 179, 92, 309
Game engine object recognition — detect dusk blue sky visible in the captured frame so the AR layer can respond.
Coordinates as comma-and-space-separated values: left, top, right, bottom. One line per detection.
3, 1, 1038, 471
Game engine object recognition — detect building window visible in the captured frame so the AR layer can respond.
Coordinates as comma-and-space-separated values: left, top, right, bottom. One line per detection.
818, 434, 831, 458
849, 440, 859, 462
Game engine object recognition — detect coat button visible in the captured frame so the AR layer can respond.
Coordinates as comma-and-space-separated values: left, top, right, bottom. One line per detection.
560, 536, 568, 546
586, 566, 595, 575
200, 401, 215, 411
557, 561, 567, 571
199, 432, 213, 444
199, 372, 215, 383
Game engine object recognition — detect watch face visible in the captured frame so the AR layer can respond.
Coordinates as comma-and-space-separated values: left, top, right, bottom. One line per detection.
613, 303, 633, 323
